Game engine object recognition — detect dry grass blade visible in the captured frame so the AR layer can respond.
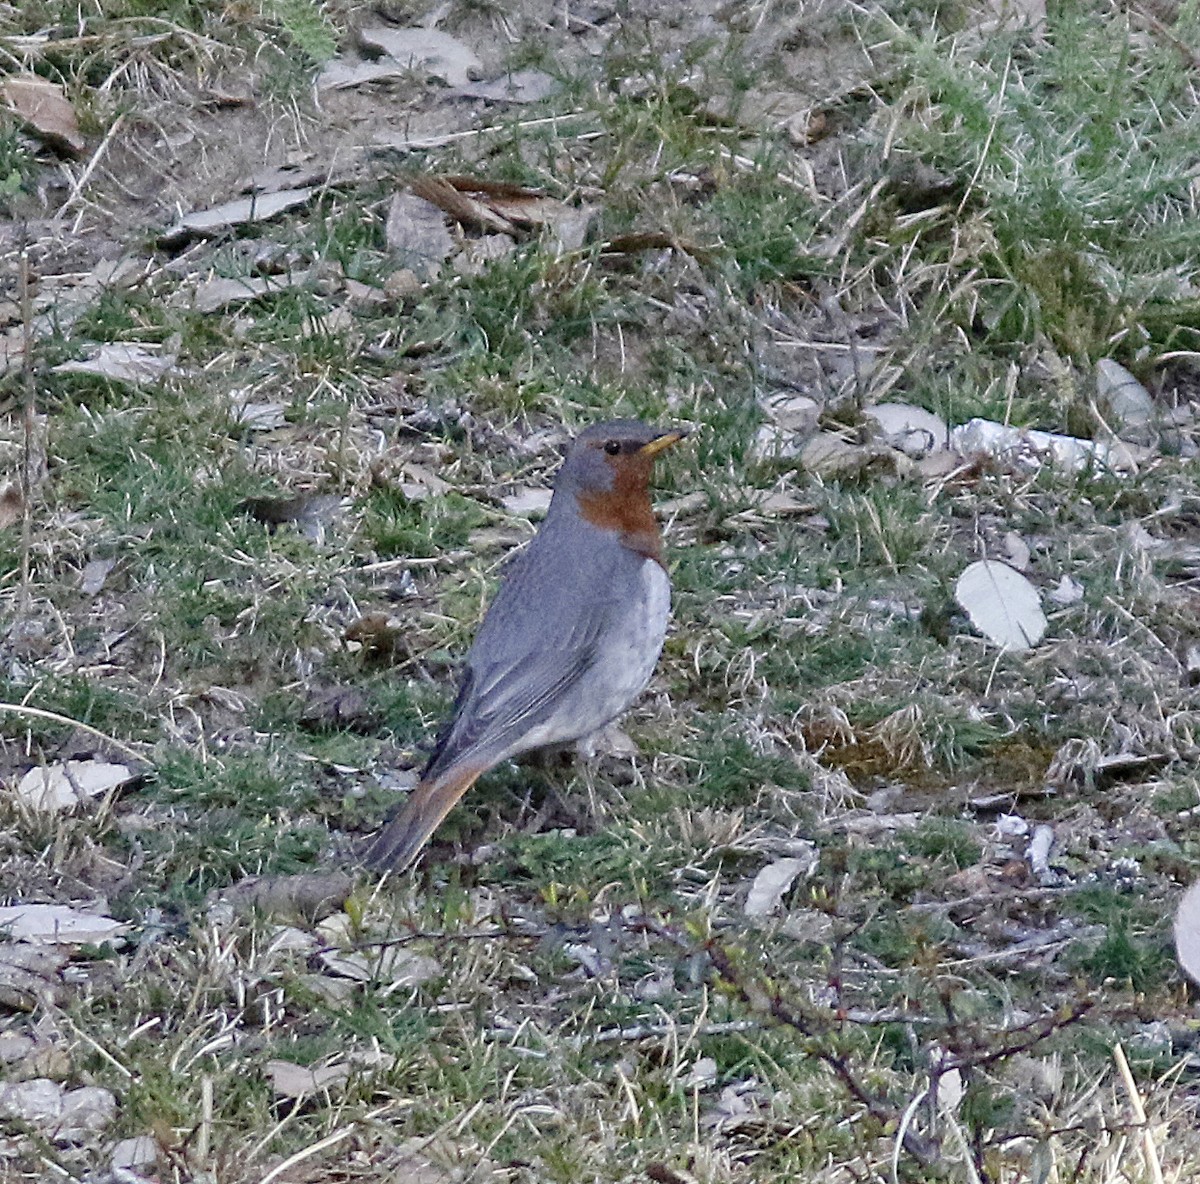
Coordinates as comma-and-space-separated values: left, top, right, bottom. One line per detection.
0, 704, 146, 764
17, 251, 35, 618
1113, 1043, 1166, 1184
254, 1123, 358, 1184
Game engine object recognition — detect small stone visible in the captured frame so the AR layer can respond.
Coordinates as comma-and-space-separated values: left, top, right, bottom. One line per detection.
1097, 358, 1155, 441
112, 1135, 159, 1170
0, 1078, 62, 1127
0, 1032, 34, 1063
384, 269, 422, 300
58, 1085, 117, 1138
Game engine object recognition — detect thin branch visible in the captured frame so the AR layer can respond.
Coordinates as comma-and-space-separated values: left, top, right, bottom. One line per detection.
943, 1000, 1094, 1073
706, 941, 938, 1166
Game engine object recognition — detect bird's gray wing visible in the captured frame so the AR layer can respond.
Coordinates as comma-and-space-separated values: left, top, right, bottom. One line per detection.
423, 539, 634, 779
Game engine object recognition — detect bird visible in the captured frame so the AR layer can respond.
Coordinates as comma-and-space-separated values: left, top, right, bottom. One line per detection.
363, 419, 686, 872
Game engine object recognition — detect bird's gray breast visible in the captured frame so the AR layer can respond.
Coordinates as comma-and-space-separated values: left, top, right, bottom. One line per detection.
515, 556, 670, 752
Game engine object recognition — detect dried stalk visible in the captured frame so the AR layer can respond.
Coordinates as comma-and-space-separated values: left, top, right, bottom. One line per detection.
17, 247, 35, 617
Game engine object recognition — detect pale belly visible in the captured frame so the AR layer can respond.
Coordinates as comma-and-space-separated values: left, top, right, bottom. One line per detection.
516, 559, 670, 752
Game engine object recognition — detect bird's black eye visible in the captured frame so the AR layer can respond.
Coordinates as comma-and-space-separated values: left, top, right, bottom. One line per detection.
604, 439, 621, 455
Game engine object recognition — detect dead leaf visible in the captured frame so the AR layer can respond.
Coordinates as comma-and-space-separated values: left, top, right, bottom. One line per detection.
916, 450, 969, 480
865, 402, 948, 457
1026, 824, 1055, 880
969, 787, 1054, 810
297, 972, 357, 1007
454, 70, 559, 104
79, 557, 115, 595
839, 812, 922, 834
800, 432, 904, 479
386, 190, 455, 278
229, 394, 287, 430
174, 272, 312, 314
0, 904, 127, 945
800, 432, 862, 476
1096, 358, 1155, 440
784, 108, 829, 146
317, 57, 415, 90
937, 1067, 965, 1118
501, 486, 553, 516
344, 278, 389, 306
453, 233, 517, 276
385, 268, 422, 299
14, 759, 137, 813
257, 928, 315, 961
243, 157, 339, 194
750, 422, 803, 461
760, 490, 816, 515
658, 491, 708, 517
160, 187, 316, 248
266, 1059, 351, 1099
955, 560, 1047, 652
1047, 574, 1084, 606
357, 26, 482, 87
469, 524, 531, 552
942, 864, 996, 895
386, 1137, 473, 1184
1002, 531, 1031, 571
578, 723, 640, 760
702, 1079, 770, 1132
1174, 880, 1200, 986
600, 231, 700, 256
394, 461, 451, 501
319, 946, 441, 987
681, 1057, 718, 1089
0, 76, 84, 156
762, 392, 821, 433
950, 417, 1150, 474
547, 203, 596, 253
373, 128, 470, 152
53, 342, 181, 388
0, 484, 23, 530
734, 489, 816, 520
744, 850, 818, 918
483, 192, 578, 231
1093, 751, 1171, 783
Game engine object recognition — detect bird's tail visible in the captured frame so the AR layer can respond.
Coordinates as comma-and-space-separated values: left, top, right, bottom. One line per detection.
362, 763, 484, 872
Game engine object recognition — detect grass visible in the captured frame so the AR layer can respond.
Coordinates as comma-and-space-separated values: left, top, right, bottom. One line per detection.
1, 0, 1200, 1180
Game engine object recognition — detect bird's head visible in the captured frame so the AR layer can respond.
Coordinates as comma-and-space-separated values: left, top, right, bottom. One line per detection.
552, 420, 686, 560
558, 419, 686, 497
